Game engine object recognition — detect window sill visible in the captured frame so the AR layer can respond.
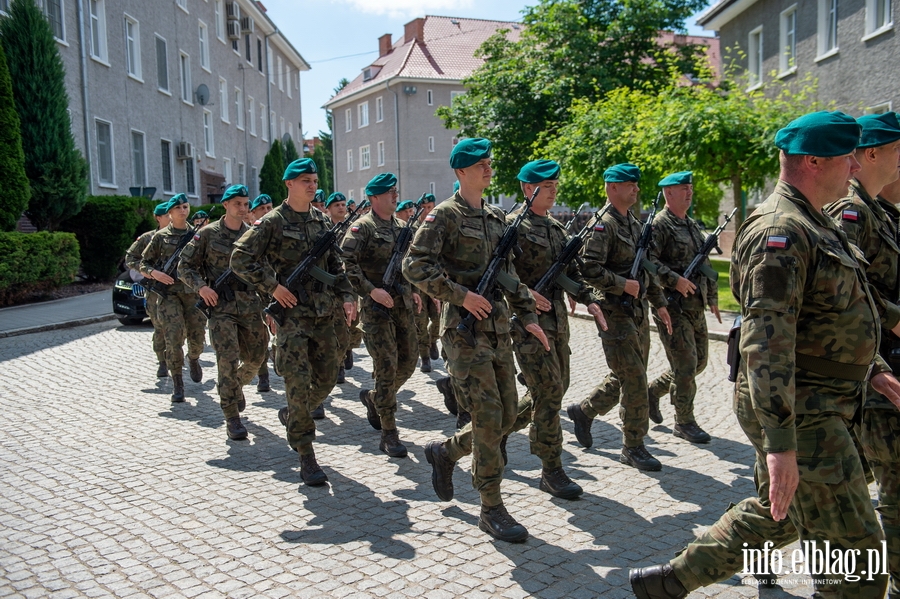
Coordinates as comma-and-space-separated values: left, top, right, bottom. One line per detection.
250, 131, 257, 137
776, 66, 798, 79
90, 55, 110, 67
201, 65, 212, 74
205, 153, 215, 159
127, 74, 144, 84
746, 81, 763, 92
217, 36, 226, 44
182, 99, 194, 107
55, 38, 69, 47
862, 24, 893, 42
237, 126, 245, 132
221, 118, 230, 124
98, 182, 118, 189
177, 4, 189, 14
815, 48, 839, 62
158, 88, 172, 97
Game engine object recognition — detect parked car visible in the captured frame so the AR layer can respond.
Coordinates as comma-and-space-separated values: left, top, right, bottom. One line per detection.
112, 271, 149, 325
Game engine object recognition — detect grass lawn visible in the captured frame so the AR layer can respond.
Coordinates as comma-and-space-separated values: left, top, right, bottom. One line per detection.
710, 258, 740, 313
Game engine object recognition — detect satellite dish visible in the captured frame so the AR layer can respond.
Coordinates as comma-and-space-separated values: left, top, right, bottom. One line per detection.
196, 84, 210, 105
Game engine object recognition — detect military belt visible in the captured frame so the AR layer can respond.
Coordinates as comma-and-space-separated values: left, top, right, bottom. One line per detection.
795, 352, 874, 382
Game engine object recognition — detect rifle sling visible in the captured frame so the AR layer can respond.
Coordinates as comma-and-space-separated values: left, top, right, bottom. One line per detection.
309, 266, 337, 287
496, 270, 519, 293
554, 273, 582, 297
698, 263, 719, 282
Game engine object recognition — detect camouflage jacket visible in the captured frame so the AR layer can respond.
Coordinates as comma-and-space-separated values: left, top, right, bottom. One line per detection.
125, 229, 155, 272
824, 180, 900, 331
341, 211, 414, 311
230, 201, 354, 319
140, 223, 196, 295
579, 205, 667, 309
731, 180, 889, 454
650, 207, 718, 312
402, 191, 538, 334
178, 217, 261, 315
507, 210, 598, 332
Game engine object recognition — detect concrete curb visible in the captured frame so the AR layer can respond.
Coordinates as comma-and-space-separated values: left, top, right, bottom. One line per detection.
0, 314, 118, 339
569, 310, 735, 342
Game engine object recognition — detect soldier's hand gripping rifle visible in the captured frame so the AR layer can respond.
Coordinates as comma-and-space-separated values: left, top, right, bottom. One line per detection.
194, 267, 237, 320
622, 192, 661, 311
263, 199, 366, 327
666, 207, 737, 308
145, 225, 196, 298
380, 193, 427, 300
456, 186, 541, 347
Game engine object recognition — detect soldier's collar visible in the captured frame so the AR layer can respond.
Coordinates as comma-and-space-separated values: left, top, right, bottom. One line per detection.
776, 180, 834, 229
452, 191, 486, 215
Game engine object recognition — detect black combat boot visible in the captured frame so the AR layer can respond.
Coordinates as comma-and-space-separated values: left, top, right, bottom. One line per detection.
420, 357, 432, 373
423, 440, 455, 501
359, 389, 381, 430
380, 429, 408, 458
188, 357, 202, 383
436, 377, 457, 416
257, 370, 271, 392
310, 402, 325, 420
171, 374, 185, 403
648, 389, 663, 424
621, 445, 662, 471
456, 410, 471, 430
344, 350, 354, 370
156, 362, 169, 378
539, 467, 583, 499
299, 450, 328, 486
336, 366, 346, 384
566, 403, 594, 448
429, 342, 439, 361
630, 564, 688, 599
226, 416, 248, 440
479, 503, 528, 543
673, 422, 711, 444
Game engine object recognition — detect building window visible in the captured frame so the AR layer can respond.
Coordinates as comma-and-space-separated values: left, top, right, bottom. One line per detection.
214, 0, 225, 41
219, 77, 228, 122
865, 0, 893, 35
261, 104, 267, 141
180, 52, 192, 104
866, 102, 893, 114
270, 110, 276, 138
185, 156, 196, 195
235, 88, 244, 130
377, 141, 385, 166
89, 0, 107, 62
347, 149, 353, 172
779, 6, 797, 74
248, 97, 256, 136
176, 0, 187, 12
155, 36, 169, 92
426, 89, 433, 105
267, 48, 273, 83
198, 21, 210, 71
250, 166, 258, 197
345, 108, 352, 132
288, 121, 293, 141
257, 38, 263, 72
277, 56, 283, 90
42, 0, 65, 41
0, 0, 9, 14
747, 26, 763, 88
360, 145, 370, 170
131, 130, 147, 187
238, 163, 245, 186
375, 96, 384, 122
161, 140, 173, 193
244, 34, 251, 63
450, 90, 465, 101
429, 182, 435, 195
96, 119, 114, 186
428, 136, 435, 152
818, 0, 839, 57
223, 157, 232, 184
358, 102, 369, 128
203, 110, 214, 157
280, 116, 285, 138
124, 15, 142, 80
286, 67, 292, 98
348, 189, 354, 202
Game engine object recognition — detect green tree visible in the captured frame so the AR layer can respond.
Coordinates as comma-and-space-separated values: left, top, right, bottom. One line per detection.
438, 0, 709, 195
0, 42, 31, 231
0, 0, 88, 231
282, 136, 300, 166
259, 140, 286, 202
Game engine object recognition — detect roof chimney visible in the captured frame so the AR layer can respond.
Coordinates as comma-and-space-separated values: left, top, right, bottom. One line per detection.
378, 33, 392, 57
404, 18, 424, 44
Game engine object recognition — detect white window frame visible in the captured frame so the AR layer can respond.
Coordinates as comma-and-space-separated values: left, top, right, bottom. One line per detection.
280, 116, 285, 139
267, 48, 274, 84
429, 182, 435, 195
277, 56, 283, 90
248, 97, 256, 136
426, 89, 433, 105
155, 34, 169, 94
198, 20, 210, 72
219, 77, 228, 122
450, 90, 465, 101
375, 96, 384, 122
286, 66, 292, 98
89, 0, 108, 64
185, 152, 197, 197
428, 136, 435, 153
223, 157, 232, 185
270, 110, 276, 139
817, 0, 839, 59
180, 51, 192, 105
235, 87, 244, 130
377, 141, 385, 166
0, 0, 8, 14
347, 149, 353, 172
124, 14, 142, 82
358, 102, 369, 128
160, 138, 174, 193
288, 121, 293, 142
176, 0, 188, 14
345, 108, 352, 132
348, 189, 354, 202
864, 0, 893, 39
238, 163, 245, 186
779, 5, 798, 76
261, 104, 268, 141
214, 0, 225, 42
203, 109, 214, 157
42, 0, 66, 43
866, 102, 893, 114
360, 145, 371, 170
95, 118, 115, 187
131, 129, 147, 187
747, 26, 763, 89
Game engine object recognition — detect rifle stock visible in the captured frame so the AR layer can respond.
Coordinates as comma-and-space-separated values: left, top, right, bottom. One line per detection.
666, 207, 737, 309
146, 225, 196, 299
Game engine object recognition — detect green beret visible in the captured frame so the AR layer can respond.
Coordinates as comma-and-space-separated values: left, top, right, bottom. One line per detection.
603, 163, 641, 183
453, 181, 460, 192
153, 202, 169, 216
658, 171, 693, 187
365, 172, 398, 196
347, 198, 356, 207
517, 160, 561, 183
325, 192, 346, 208
857, 112, 900, 148
222, 184, 248, 202
166, 193, 188, 212
250, 194, 272, 211
450, 138, 492, 169
396, 200, 414, 212
192, 210, 209, 219
314, 190, 326, 203
282, 158, 318, 180
775, 111, 860, 156
422, 193, 436, 204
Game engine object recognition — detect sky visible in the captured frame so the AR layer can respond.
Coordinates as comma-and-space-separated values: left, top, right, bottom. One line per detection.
259, 0, 712, 139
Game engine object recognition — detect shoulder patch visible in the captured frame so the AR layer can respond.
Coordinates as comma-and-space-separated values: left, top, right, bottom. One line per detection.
253, 219, 262, 226
842, 210, 859, 222
594, 223, 605, 231
351, 226, 360, 232
766, 235, 790, 250
425, 214, 436, 222
193, 233, 201, 241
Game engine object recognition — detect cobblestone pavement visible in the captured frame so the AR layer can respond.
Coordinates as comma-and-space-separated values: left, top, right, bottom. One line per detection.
0, 317, 816, 599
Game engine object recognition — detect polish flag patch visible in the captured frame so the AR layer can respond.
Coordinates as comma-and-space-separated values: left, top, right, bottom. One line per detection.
351, 226, 360, 232
594, 223, 605, 231
842, 210, 859, 221
193, 234, 201, 241
253, 219, 262, 226
425, 214, 436, 222
766, 235, 790, 249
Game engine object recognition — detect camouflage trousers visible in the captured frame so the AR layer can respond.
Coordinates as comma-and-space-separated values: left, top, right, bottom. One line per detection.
443, 329, 518, 506
156, 291, 206, 375
649, 306, 709, 424
415, 292, 441, 359
361, 298, 417, 430
670, 376, 886, 599
450, 396, 532, 458
256, 328, 269, 377
145, 293, 166, 363
209, 310, 268, 419
859, 401, 900, 599
275, 314, 339, 454
579, 300, 651, 448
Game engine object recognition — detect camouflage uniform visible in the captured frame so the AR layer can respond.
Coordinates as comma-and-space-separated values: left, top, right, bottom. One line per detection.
826, 180, 900, 598
125, 231, 165, 364
230, 202, 354, 454
178, 218, 268, 419
670, 181, 887, 599
576, 207, 667, 448
402, 192, 538, 506
140, 224, 206, 376
414, 290, 441, 360
647, 207, 717, 424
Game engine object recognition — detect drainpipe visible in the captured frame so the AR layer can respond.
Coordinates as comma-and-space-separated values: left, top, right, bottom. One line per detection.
385, 80, 400, 189
75, 0, 93, 195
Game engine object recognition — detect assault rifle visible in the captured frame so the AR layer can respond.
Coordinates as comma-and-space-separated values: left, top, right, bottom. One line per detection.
145, 225, 196, 298
622, 193, 661, 310
565, 202, 591, 233
264, 199, 366, 327
456, 187, 540, 347
195, 267, 237, 320
378, 194, 428, 309
666, 207, 737, 308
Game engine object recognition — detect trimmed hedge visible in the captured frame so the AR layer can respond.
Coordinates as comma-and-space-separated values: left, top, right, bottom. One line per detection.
0, 231, 80, 306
